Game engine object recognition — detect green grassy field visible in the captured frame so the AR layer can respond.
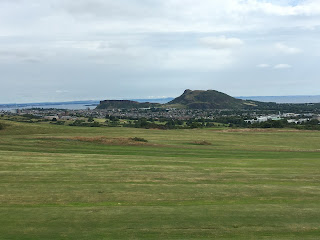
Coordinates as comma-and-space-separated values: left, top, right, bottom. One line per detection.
0, 120, 320, 239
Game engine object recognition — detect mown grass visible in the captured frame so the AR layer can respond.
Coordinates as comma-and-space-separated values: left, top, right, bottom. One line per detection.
0, 120, 320, 239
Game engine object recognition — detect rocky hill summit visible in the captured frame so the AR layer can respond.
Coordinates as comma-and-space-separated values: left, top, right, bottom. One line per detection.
96, 89, 265, 110
167, 89, 256, 109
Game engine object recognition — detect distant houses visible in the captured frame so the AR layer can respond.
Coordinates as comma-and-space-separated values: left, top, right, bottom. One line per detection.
60, 116, 76, 121
44, 115, 77, 121
44, 115, 59, 121
245, 115, 282, 124
287, 118, 310, 124
245, 113, 320, 125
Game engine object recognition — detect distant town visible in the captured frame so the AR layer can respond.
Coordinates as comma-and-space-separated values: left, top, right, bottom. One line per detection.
1, 105, 319, 130
1, 90, 320, 130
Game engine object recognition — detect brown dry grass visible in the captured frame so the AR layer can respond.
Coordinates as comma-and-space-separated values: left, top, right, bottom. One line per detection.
217, 128, 301, 133
191, 140, 212, 145
71, 136, 151, 146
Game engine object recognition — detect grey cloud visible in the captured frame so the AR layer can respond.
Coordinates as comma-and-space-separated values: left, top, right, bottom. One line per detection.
274, 63, 292, 69
257, 64, 270, 68
275, 43, 302, 54
0, 50, 42, 63
61, 0, 160, 19
200, 36, 244, 49
0, 0, 320, 103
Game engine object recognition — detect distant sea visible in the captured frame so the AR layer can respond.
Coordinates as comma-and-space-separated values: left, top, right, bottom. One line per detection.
0, 101, 100, 111
0, 98, 173, 111
0, 104, 98, 111
1, 96, 320, 111
237, 95, 320, 104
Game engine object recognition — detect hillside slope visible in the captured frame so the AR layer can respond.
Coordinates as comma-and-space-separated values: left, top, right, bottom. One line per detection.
167, 89, 255, 109
96, 89, 289, 110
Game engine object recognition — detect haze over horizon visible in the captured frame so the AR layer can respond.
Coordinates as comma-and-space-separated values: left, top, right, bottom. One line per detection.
2, 92, 320, 106
1, 0, 320, 103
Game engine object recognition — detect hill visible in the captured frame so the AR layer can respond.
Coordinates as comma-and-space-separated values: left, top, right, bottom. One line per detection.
96, 89, 320, 111
96, 90, 266, 110
96, 100, 160, 109
166, 89, 257, 109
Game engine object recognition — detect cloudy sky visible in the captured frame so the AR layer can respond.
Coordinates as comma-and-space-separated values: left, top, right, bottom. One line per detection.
1, 0, 320, 103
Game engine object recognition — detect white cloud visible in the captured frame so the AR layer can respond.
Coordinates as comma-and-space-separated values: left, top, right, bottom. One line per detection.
162, 49, 234, 70
200, 36, 244, 49
56, 90, 70, 93
257, 64, 270, 68
274, 64, 292, 69
275, 43, 302, 54
251, 0, 320, 16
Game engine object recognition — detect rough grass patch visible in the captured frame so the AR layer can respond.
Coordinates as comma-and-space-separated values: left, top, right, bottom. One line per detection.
192, 140, 212, 145
0, 122, 7, 130
71, 136, 149, 146
130, 137, 148, 142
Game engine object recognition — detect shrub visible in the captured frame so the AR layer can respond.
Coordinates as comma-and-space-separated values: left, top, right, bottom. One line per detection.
53, 121, 65, 125
90, 122, 101, 127
69, 120, 85, 126
130, 137, 148, 142
192, 140, 212, 145
22, 114, 41, 119
88, 116, 94, 122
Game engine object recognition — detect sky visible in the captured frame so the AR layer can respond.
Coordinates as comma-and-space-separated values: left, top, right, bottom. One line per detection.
1, 0, 320, 103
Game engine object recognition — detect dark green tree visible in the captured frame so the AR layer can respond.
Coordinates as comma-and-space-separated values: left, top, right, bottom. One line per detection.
88, 116, 94, 122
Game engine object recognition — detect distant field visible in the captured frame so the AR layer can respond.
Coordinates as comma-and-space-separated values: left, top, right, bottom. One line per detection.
0, 120, 320, 239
